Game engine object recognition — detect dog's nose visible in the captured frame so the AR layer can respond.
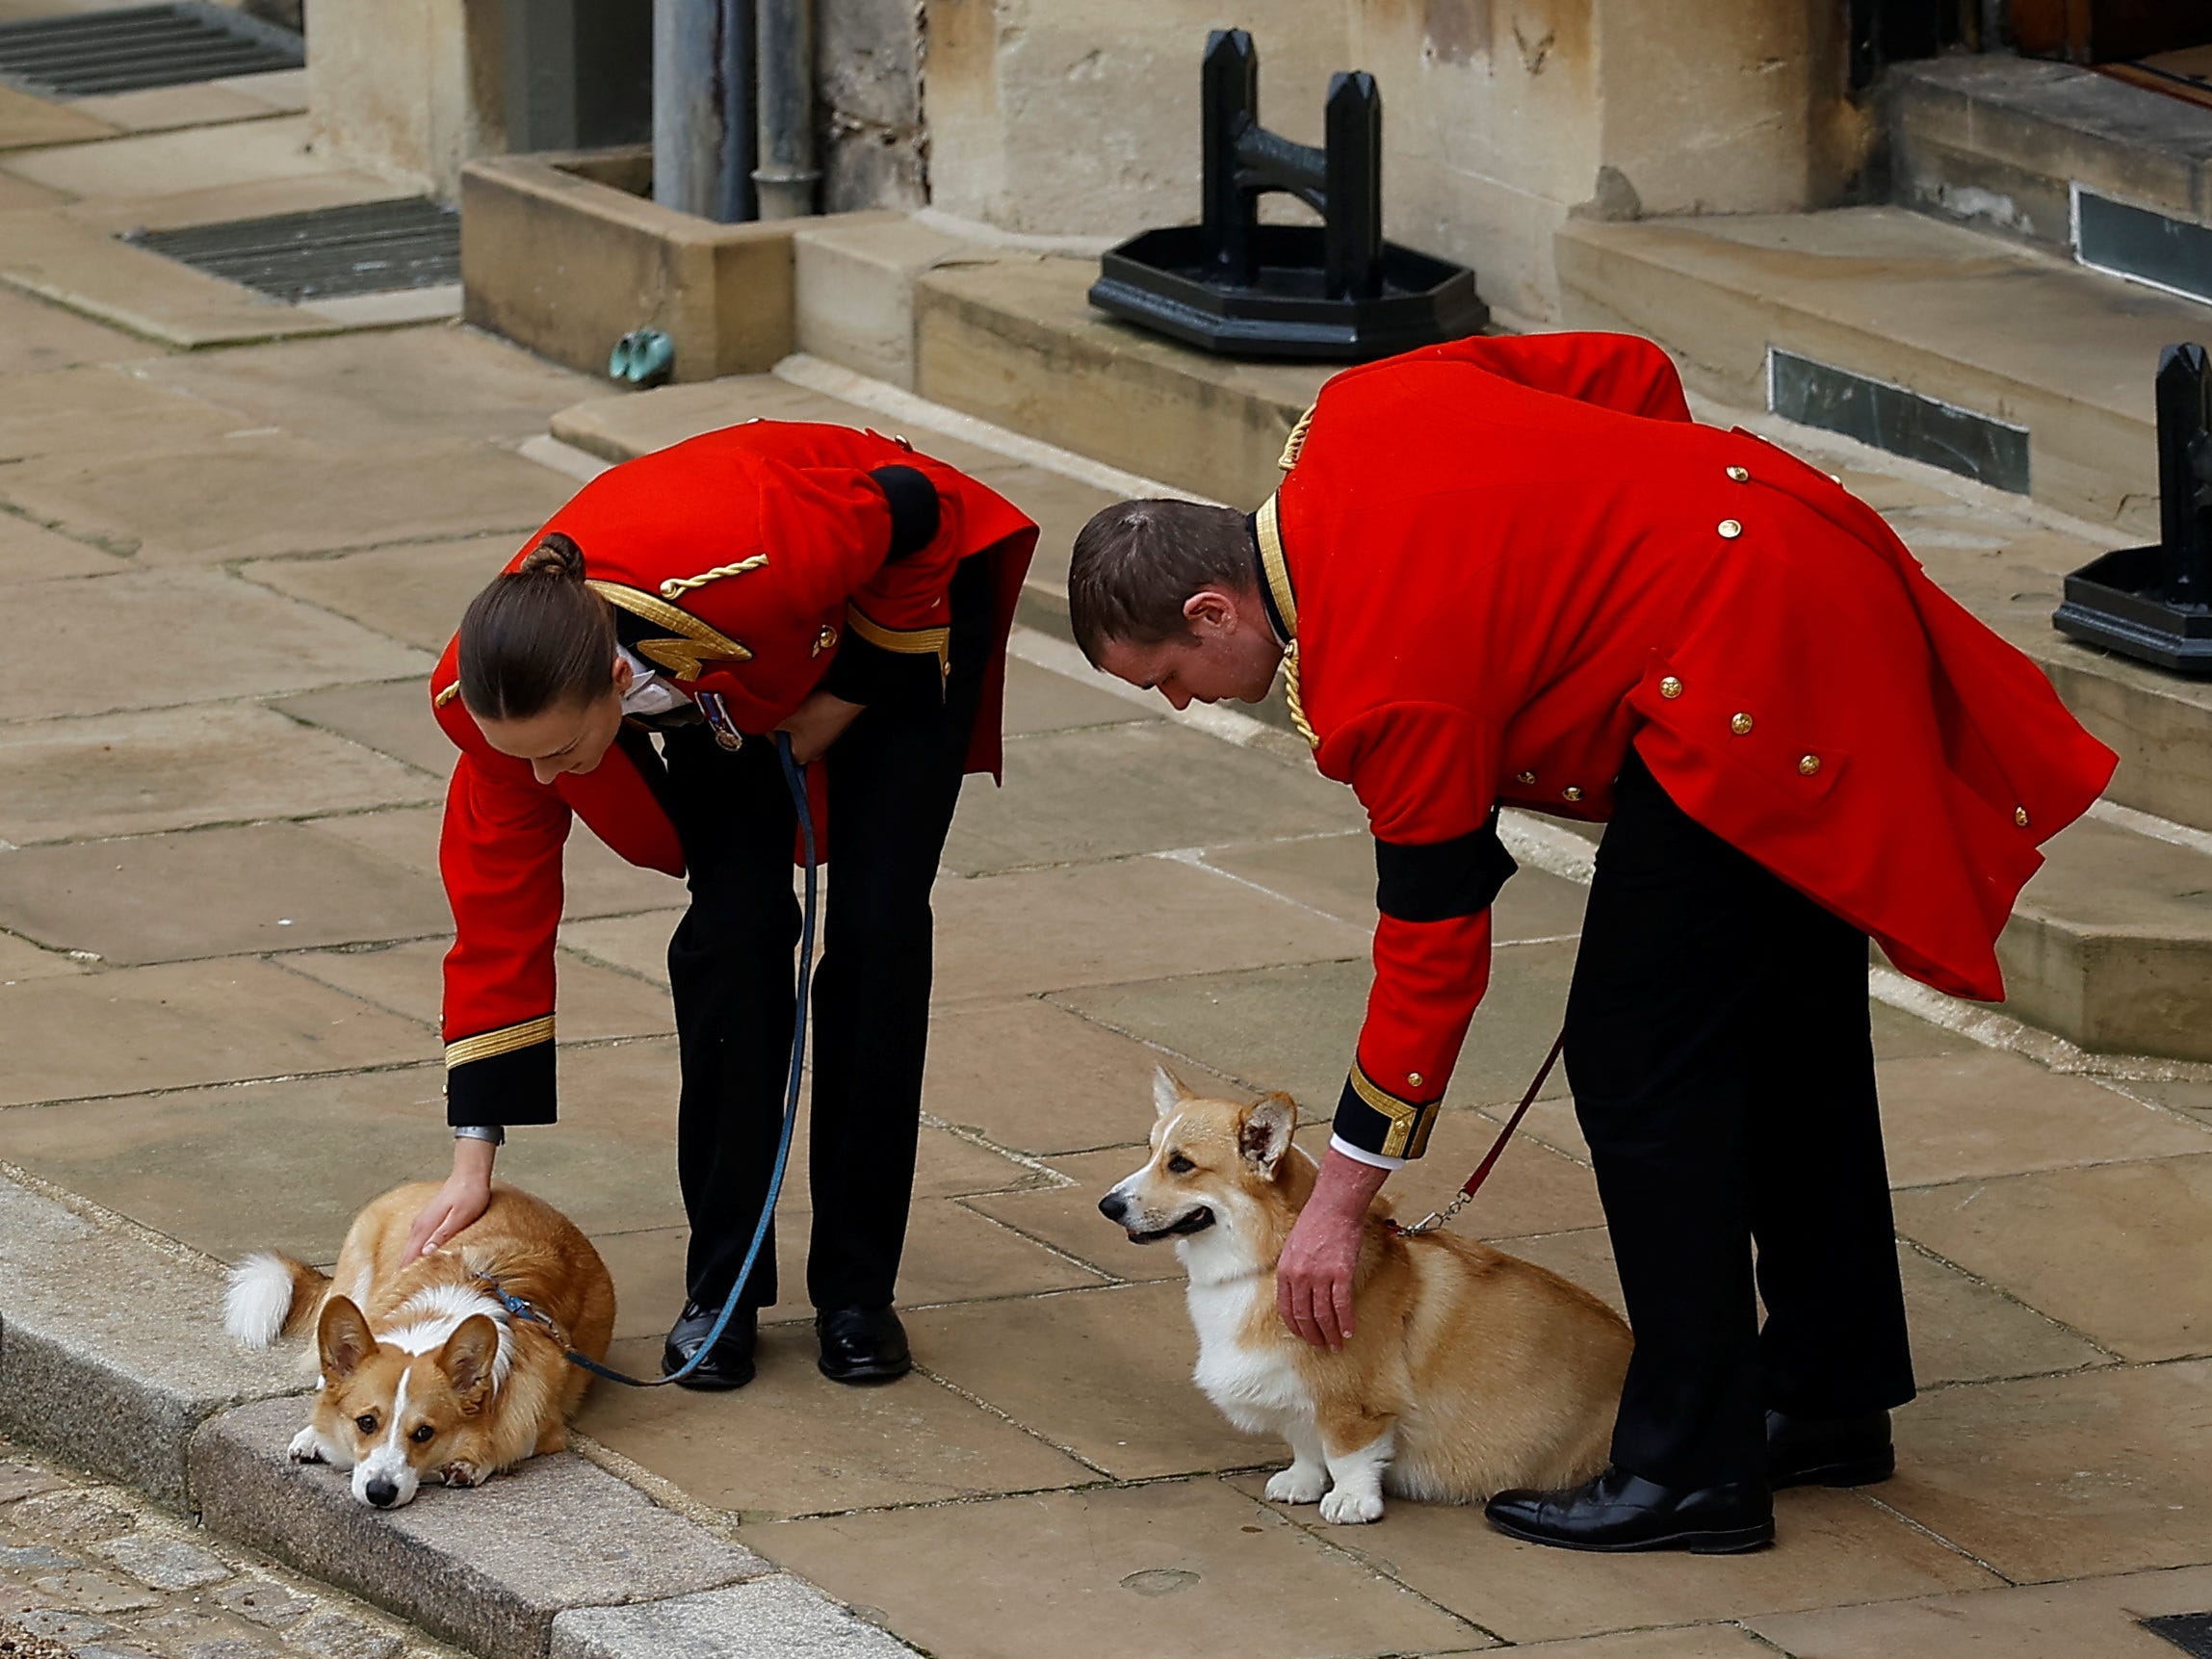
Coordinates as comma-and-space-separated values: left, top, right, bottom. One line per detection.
1098, 1192, 1128, 1223
364, 1479, 399, 1508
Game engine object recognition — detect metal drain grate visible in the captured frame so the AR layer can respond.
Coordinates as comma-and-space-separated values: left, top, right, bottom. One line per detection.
0, 2, 301, 98
124, 198, 460, 303
2146, 1613, 2212, 1658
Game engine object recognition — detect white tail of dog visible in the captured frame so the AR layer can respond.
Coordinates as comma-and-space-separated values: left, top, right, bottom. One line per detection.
223, 1251, 329, 1349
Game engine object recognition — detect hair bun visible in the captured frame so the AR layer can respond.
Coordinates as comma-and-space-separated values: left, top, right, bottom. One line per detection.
517, 531, 586, 580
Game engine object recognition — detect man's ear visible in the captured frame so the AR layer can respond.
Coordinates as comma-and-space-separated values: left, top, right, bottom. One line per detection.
318, 1297, 377, 1383
1239, 1094, 1298, 1174
1152, 1066, 1187, 1119
1183, 586, 1237, 633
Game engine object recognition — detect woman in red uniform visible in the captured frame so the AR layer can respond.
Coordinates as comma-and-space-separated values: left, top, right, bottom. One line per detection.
404, 421, 1035, 1390
1067, 332, 2115, 1551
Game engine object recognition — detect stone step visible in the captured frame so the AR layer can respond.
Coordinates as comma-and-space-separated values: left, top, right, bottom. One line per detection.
1888, 55, 2212, 257
543, 364, 2212, 1062
1554, 204, 2201, 533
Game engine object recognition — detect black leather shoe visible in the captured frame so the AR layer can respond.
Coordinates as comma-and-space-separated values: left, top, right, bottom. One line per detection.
816, 1306, 911, 1384
661, 1301, 757, 1390
1767, 1408, 1893, 1490
1484, 1466, 1774, 1553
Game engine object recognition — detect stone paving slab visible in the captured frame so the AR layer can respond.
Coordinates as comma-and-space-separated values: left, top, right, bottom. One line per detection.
907, 1282, 1269, 1480
1881, 1360, 2212, 1582
1891, 1154, 2211, 1362
1052, 943, 1577, 1120
269, 681, 456, 777
0, 1174, 298, 1506
0, 116, 323, 198
0, 701, 438, 844
129, 326, 598, 451
0, 567, 429, 722
281, 938, 674, 1047
944, 721, 1366, 876
191, 1398, 772, 1659
242, 535, 529, 654
1231, 1469, 1997, 1645
760, 1477, 1491, 1659
0, 435, 569, 565
0, 364, 260, 464
1749, 1561, 2212, 1658
552, 1576, 919, 1658
0, 820, 452, 966
0, 83, 113, 151
312, 805, 687, 920
0, 505, 129, 582
574, 1327, 1096, 1519
0, 958, 429, 1107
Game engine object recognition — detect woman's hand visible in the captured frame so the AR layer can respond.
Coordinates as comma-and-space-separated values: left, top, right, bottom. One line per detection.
404, 1137, 497, 1262
776, 690, 865, 765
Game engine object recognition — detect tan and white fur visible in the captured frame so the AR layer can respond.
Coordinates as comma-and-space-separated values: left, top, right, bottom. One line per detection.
223, 1181, 616, 1510
1102, 1072, 1631, 1523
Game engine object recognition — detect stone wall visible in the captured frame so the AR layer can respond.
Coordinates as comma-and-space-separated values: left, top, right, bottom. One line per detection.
922, 0, 1862, 324
303, 0, 504, 198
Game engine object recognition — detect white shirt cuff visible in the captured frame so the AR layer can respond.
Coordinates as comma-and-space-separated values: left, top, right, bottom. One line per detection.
1328, 1134, 1407, 1172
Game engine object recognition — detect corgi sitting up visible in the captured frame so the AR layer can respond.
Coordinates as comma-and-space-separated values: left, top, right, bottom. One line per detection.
1101, 1072, 1630, 1524
223, 1181, 616, 1510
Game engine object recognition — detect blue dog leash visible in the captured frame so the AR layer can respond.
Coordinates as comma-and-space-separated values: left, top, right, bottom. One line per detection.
484, 730, 817, 1387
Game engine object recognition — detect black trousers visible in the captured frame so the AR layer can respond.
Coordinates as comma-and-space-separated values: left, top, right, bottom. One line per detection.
657, 561, 989, 1314
1562, 749, 1915, 1489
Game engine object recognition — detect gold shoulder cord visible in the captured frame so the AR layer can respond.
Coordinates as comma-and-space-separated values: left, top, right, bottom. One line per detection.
1282, 645, 1318, 752
1254, 492, 1319, 752
659, 556, 768, 599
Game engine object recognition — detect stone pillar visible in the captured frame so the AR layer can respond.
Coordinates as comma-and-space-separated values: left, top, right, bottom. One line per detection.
921, 0, 1349, 234
303, 0, 505, 200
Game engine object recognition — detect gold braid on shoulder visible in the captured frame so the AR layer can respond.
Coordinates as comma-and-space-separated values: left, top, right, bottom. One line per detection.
660, 556, 768, 600
1281, 642, 1319, 751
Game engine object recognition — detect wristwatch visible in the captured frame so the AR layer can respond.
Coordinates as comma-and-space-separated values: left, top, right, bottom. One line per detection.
454, 1124, 506, 1146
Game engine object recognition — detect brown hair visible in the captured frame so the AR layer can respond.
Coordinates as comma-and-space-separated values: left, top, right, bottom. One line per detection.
456, 533, 618, 721
1067, 499, 1254, 664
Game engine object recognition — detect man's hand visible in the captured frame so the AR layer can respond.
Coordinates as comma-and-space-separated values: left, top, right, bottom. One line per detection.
1277, 1149, 1391, 1350
404, 1137, 496, 1262
776, 690, 865, 765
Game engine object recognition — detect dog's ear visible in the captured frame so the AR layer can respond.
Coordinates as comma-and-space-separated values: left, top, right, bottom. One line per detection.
1239, 1094, 1298, 1174
437, 1314, 502, 1412
1151, 1066, 1188, 1119
317, 1297, 377, 1383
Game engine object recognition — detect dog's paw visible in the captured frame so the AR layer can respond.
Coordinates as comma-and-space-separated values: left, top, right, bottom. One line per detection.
439, 1461, 484, 1490
1319, 1488, 1385, 1525
1264, 1465, 1328, 1505
286, 1427, 326, 1465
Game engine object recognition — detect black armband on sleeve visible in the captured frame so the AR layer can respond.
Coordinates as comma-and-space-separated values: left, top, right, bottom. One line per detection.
869, 465, 940, 562
446, 1035, 556, 1128
1373, 811, 1517, 922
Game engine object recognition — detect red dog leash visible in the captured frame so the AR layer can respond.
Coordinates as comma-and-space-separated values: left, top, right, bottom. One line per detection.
1389, 1027, 1567, 1237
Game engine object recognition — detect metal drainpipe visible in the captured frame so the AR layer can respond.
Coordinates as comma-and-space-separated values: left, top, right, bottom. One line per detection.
753, 0, 819, 220
653, 0, 756, 221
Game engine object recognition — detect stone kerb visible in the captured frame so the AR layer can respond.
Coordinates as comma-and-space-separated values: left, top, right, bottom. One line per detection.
0, 1171, 300, 1507
188, 1397, 780, 1659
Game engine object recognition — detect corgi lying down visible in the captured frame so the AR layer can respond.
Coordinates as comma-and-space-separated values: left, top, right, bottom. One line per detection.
223, 1181, 615, 1509
1102, 1072, 1630, 1523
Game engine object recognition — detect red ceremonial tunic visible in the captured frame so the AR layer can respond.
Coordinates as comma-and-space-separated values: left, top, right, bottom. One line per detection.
1260, 333, 2118, 1161
430, 422, 1037, 1126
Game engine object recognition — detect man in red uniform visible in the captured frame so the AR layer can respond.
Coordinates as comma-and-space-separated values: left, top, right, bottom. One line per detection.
415, 421, 1035, 1388
1067, 332, 2115, 1551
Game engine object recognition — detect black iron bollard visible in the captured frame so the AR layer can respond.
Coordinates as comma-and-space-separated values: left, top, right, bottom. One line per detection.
2153, 343, 2212, 609
1090, 29, 1483, 361
2052, 342, 2212, 674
